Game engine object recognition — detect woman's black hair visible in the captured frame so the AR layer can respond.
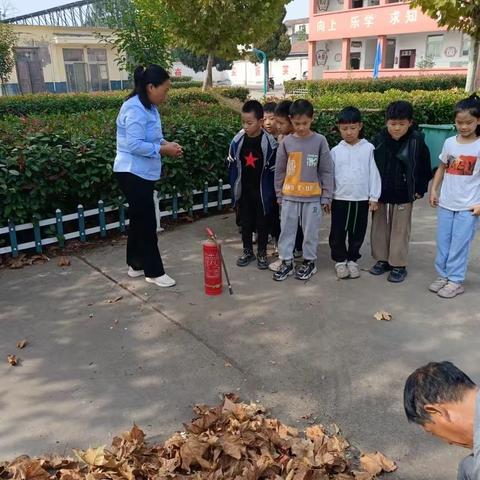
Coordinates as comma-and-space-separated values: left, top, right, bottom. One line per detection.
454, 93, 480, 136
127, 64, 170, 109
335, 106, 364, 138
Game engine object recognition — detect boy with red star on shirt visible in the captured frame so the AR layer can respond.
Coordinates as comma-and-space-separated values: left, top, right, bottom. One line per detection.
228, 100, 278, 269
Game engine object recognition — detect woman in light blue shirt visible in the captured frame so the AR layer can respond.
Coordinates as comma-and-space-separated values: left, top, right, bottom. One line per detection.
114, 65, 183, 287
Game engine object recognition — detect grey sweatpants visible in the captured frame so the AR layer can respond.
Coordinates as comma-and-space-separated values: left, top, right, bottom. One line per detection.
278, 199, 322, 261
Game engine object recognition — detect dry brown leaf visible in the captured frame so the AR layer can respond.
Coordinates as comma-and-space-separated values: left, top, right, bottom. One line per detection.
7, 354, 18, 366
73, 446, 118, 468
16, 340, 27, 349
57, 256, 71, 267
360, 451, 397, 475
8, 458, 50, 480
374, 311, 392, 321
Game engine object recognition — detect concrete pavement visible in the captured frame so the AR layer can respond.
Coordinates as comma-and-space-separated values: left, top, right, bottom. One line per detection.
1, 199, 479, 479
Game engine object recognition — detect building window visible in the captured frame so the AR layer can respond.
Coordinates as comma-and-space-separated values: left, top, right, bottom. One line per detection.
63, 48, 88, 93
462, 34, 471, 57
63, 47, 110, 93
426, 35, 443, 59
87, 48, 110, 91
367, 0, 379, 5
352, 0, 363, 8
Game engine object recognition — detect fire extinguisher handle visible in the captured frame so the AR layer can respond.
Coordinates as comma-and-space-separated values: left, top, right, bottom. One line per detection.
206, 227, 215, 238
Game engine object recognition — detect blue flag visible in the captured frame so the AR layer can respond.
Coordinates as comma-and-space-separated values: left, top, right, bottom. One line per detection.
373, 39, 382, 79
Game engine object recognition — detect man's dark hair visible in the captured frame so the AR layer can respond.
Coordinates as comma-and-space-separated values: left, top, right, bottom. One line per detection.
264, 102, 277, 114
290, 99, 314, 118
127, 64, 170, 109
454, 93, 480, 136
275, 100, 293, 119
404, 361, 476, 425
242, 100, 264, 120
386, 100, 414, 121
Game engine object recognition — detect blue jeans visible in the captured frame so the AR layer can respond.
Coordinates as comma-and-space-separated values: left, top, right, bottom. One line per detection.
435, 207, 478, 284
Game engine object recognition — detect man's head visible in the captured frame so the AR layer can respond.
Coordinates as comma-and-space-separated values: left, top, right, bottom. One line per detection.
275, 100, 294, 136
289, 99, 314, 138
404, 361, 477, 448
241, 100, 264, 137
385, 100, 413, 140
263, 102, 277, 135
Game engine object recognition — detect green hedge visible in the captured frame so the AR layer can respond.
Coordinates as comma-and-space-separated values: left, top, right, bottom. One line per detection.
170, 76, 193, 83
0, 86, 249, 117
1, 88, 467, 225
214, 86, 250, 102
284, 75, 467, 95
171, 81, 203, 89
0, 101, 240, 225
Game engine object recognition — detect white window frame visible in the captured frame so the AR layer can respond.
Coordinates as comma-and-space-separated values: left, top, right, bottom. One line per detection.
425, 34, 443, 59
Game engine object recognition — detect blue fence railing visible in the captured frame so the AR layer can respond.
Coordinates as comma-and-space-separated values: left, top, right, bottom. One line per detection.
0, 181, 231, 257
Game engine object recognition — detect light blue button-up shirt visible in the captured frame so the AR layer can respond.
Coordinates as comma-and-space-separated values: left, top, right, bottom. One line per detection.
113, 95, 165, 181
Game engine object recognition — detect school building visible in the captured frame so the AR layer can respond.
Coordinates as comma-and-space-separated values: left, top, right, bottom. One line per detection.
307, 0, 470, 79
1, 11, 130, 96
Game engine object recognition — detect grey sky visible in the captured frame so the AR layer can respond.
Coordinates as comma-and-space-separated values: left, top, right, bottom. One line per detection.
9, 0, 308, 20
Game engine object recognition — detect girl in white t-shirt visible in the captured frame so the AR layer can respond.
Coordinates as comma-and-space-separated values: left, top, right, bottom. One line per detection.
429, 94, 480, 298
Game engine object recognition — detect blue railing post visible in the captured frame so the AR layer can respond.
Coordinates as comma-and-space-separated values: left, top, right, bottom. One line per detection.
78, 205, 86, 241
118, 196, 126, 233
98, 200, 107, 237
33, 220, 42, 253
203, 182, 209, 214
55, 209, 64, 247
217, 179, 223, 210
172, 187, 178, 220
8, 221, 18, 258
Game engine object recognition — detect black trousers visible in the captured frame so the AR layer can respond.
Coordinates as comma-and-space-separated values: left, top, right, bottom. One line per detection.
240, 191, 268, 254
116, 172, 165, 278
329, 199, 369, 263
268, 201, 281, 243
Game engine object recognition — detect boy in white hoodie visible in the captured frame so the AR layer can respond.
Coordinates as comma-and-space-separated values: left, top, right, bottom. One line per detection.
329, 107, 382, 279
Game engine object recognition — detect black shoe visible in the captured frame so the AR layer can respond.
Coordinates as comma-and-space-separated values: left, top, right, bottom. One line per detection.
388, 267, 407, 283
369, 261, 391, 276
237, 249, 256, 267
257, 254, 269, 270
295, 260, 317, 281
273, 261, 294, 281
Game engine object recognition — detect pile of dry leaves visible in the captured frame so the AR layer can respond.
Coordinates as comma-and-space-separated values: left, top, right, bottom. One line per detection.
0, 395, 396, 480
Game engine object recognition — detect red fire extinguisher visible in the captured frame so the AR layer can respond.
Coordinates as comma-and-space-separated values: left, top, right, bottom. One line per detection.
203, 237, 223, 296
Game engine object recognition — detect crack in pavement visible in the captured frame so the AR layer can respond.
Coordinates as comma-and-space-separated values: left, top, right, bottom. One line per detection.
75, 254, 255, 389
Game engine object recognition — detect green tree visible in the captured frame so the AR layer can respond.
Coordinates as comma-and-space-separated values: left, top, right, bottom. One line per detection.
95, 0, 172, 75
0, 23, 16, 94
156, 0, 289, 89
247, 7, 291, 82
410, 0, 480, 92
174, 49, 232, 74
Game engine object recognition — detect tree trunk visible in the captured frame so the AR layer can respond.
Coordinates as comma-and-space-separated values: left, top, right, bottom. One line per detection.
465, 36, 479, 93
202, 53, 214, 90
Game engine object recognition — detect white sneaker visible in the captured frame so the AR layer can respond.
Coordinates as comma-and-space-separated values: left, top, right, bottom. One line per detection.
335, 261, 350, 279
428, 276, 448, 293
347, 261, 360, 279
437, 281, 464, 299
145, 274, 176, 288
268, 258, 283, 272
128, 266, 144, 278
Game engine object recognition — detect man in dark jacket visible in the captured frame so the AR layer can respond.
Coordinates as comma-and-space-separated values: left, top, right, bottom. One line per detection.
369, 101, 432, 283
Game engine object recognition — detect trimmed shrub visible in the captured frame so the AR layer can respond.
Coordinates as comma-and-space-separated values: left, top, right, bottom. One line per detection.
170, 76, 193, 82
284, 75, 467, 95
171, 81, 203, 89
214, 86, 250, 102
0, 86, 250, 117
